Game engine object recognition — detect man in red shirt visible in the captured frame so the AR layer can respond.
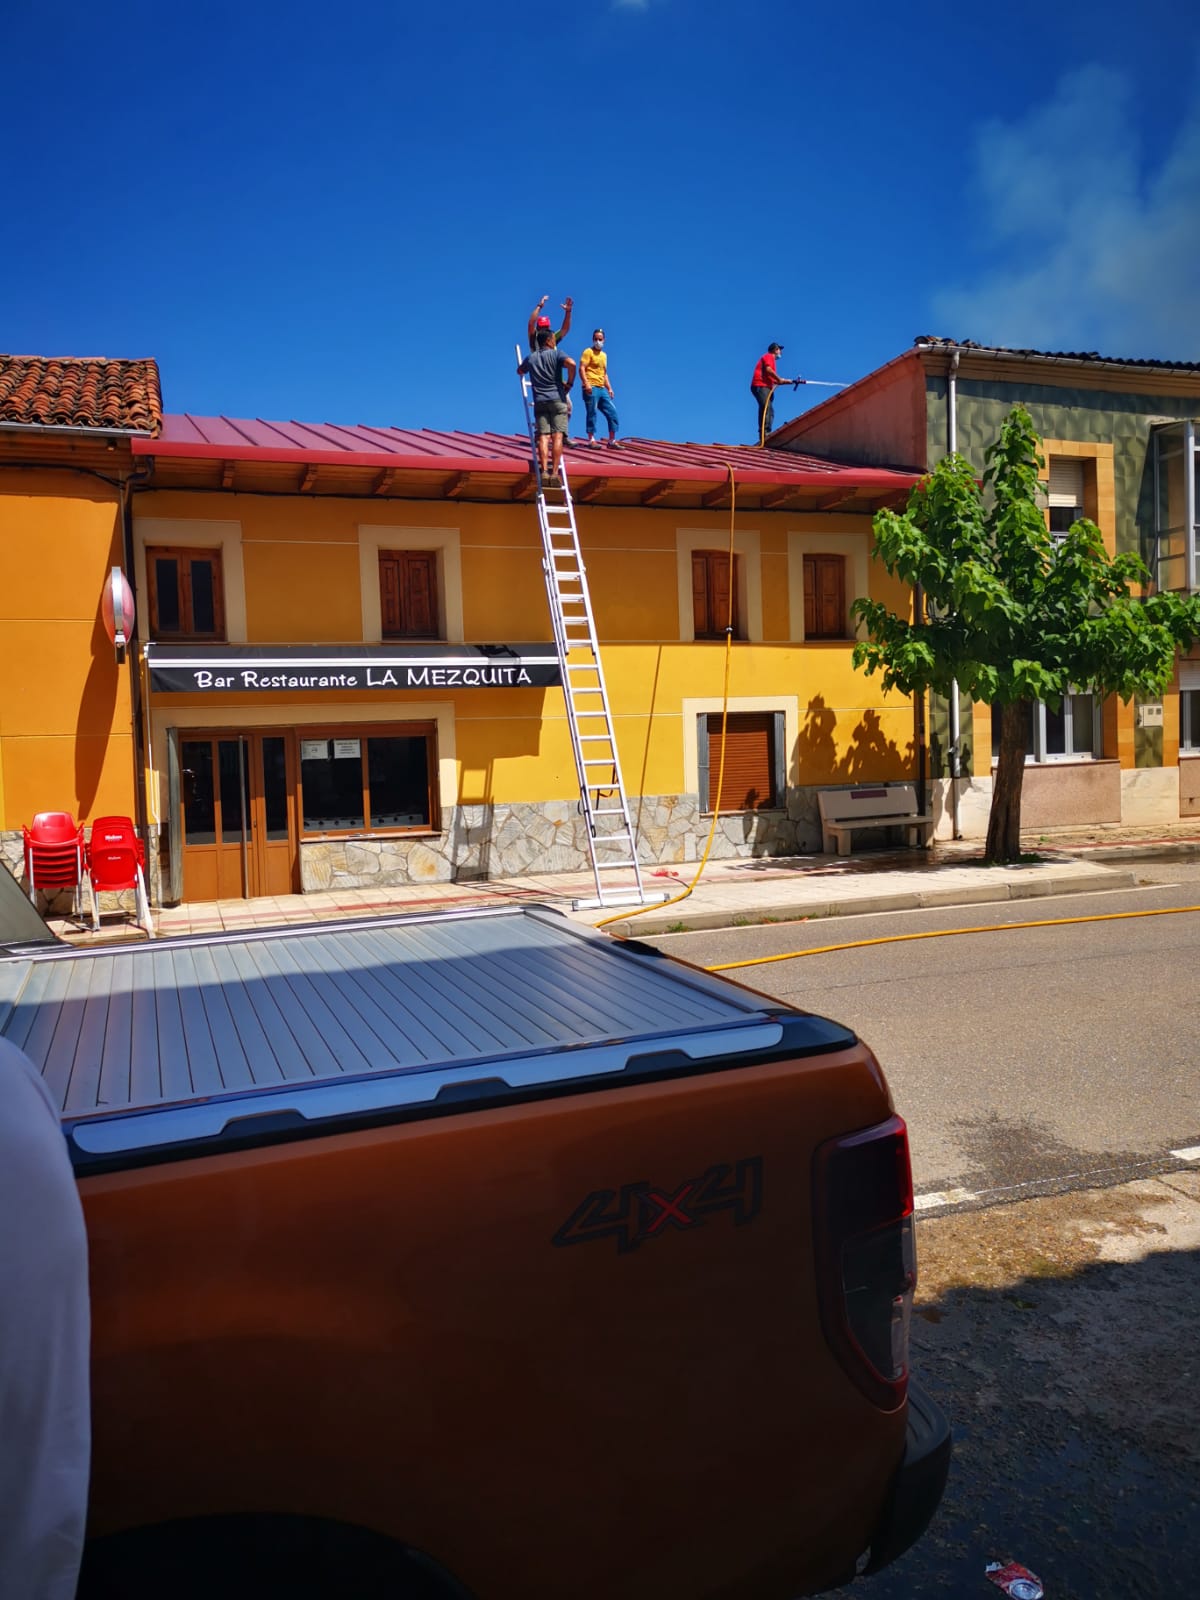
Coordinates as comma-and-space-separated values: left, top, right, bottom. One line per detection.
750, 342, 795, 445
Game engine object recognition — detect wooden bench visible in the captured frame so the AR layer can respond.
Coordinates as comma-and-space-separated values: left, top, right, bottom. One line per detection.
817, 784, 933, 856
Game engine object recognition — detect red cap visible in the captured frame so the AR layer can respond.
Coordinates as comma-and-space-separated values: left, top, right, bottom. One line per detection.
536, 316, 551, 328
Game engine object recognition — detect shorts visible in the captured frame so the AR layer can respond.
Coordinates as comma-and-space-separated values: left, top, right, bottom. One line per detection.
534, 399, 569, 435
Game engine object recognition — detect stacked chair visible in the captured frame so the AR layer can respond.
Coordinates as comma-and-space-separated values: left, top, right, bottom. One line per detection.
22, 811, 155, 939
22, 812, 87, 918
85, 816, 155, 939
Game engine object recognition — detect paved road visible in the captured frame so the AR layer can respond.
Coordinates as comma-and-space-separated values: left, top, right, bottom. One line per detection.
655, 864, 1200, 1598
650, 867, 1200, 1206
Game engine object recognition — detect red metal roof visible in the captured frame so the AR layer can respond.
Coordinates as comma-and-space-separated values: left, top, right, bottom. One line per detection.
136, 414, 918, 493
0, 355, 162, 433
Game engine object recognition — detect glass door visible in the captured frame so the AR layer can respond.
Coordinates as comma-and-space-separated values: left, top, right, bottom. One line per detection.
255, 735, 298, 896
180, 733, 299, 901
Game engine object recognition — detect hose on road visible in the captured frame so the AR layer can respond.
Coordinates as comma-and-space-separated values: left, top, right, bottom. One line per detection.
703, 901, 1200, 972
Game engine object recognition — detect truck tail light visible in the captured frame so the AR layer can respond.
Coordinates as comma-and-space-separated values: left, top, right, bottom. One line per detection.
813, 1114, 915, 1411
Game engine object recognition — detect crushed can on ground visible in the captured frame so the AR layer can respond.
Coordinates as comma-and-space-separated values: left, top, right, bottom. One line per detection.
986, 1559, 1044, 1599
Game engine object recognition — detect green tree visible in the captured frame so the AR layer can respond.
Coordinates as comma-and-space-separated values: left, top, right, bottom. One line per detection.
851, 406, 1200, 862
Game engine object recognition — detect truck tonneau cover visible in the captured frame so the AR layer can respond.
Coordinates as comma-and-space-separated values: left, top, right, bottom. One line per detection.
0, 906, 815, 1160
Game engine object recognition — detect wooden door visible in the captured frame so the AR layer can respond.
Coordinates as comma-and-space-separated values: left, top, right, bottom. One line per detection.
181, 736, 250, 901
252, 734, 299, 896
180, 733, 299, 901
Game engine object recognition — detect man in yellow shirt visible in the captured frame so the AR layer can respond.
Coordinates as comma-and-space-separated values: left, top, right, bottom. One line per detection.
580, 328, 621, 449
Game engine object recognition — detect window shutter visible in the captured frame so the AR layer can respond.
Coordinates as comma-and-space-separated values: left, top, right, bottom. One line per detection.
405, 553, 437, 636
706, 712, 776, 810
818, 556, 844, 637
804, 554, 846, 639
379, 553, 402, 636
380, 551, 439, 638
692, 553, 711, 636
1048, 458, 1085, 506
710, 554, 732, 634
772, 711, 787, 804
696, 715, 710, 810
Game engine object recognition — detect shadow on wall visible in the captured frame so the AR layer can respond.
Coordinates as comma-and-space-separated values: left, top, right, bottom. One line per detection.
75, 614, 120, 820
633, 646, 665, 843
797, 696, 913, 783
453, 756, 494, 882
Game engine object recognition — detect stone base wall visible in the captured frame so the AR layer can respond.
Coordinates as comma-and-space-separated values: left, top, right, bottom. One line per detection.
300, 792, 823, 893
0, 830, 145, 921
1, 787, 822, 904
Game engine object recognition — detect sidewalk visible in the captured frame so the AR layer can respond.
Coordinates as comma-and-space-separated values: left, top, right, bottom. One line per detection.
48, 821, 1200, 946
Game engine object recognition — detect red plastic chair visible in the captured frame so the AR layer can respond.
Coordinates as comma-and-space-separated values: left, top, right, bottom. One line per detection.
86, 816, 155, 939
23, 813, 86, 916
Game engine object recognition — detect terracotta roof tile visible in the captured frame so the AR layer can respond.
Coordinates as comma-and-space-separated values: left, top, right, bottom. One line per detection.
0, 355, 162, 434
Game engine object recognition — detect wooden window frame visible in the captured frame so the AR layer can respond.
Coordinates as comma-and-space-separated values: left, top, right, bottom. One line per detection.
297, 721, 439, 837
146, 546, 226, 641
697, 711, 786, 813
803, 553, 848, 640
379, 549, 442, 640
692, 550, 742, 641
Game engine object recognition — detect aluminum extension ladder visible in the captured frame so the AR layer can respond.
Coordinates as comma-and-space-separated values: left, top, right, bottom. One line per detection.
516, 346, 648, 908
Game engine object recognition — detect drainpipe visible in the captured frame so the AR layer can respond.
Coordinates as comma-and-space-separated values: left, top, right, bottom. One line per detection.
1187, 419, 1197, 593
119, 474, 152, 876
946, 352, 962, 838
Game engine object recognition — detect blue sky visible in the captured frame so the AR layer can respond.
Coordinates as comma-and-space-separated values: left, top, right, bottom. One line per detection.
4, 0, 1197, 449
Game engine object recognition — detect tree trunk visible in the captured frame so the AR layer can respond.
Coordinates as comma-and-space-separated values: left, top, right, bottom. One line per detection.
985, 701, 1029, 862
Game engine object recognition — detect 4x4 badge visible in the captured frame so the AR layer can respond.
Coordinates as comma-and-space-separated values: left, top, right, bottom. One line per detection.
552, 1158, 763, 1254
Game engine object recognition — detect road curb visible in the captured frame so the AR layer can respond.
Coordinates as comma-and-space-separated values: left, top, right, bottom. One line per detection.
1056, 841, 1200, 862
578, 869, 1138, 937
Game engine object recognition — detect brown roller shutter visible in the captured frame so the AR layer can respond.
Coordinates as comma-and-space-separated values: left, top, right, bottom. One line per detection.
706, 712, 776, 810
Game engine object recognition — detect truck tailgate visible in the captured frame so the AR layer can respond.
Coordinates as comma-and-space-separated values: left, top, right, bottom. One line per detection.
0, 905, 856, 1172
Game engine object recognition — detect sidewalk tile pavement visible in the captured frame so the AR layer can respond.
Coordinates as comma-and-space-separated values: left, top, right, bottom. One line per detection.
44, 820, 1200, 947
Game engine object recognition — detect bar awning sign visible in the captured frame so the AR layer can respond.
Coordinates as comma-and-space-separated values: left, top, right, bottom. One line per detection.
144, 643, 562, 693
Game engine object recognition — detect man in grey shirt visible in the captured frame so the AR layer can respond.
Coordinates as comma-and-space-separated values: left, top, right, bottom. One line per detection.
518, 329, 577, 488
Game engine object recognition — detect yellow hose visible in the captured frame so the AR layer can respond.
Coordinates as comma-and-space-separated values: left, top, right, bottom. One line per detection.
704, 901, 1200, 972
596, 465, 739, 931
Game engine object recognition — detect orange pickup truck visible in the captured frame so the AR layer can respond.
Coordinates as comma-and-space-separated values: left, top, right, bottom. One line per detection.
0, 881, 949, 1600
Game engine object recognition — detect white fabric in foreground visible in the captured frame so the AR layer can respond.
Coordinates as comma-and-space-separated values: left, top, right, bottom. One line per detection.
0, 1038, 90, 1600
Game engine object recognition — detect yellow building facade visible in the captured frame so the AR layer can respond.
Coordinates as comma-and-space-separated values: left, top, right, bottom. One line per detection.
1, 358, 921, 906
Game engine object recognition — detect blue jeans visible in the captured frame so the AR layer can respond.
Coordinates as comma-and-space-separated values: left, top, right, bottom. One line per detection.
584, 388, 619, 438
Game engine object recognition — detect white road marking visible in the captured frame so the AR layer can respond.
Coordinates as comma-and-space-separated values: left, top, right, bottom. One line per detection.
914, 1187, 976, 1211
1170, 1145, 1200, 1163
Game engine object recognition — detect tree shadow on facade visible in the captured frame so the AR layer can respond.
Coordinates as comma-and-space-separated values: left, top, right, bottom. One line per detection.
797, 697, 912, 784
